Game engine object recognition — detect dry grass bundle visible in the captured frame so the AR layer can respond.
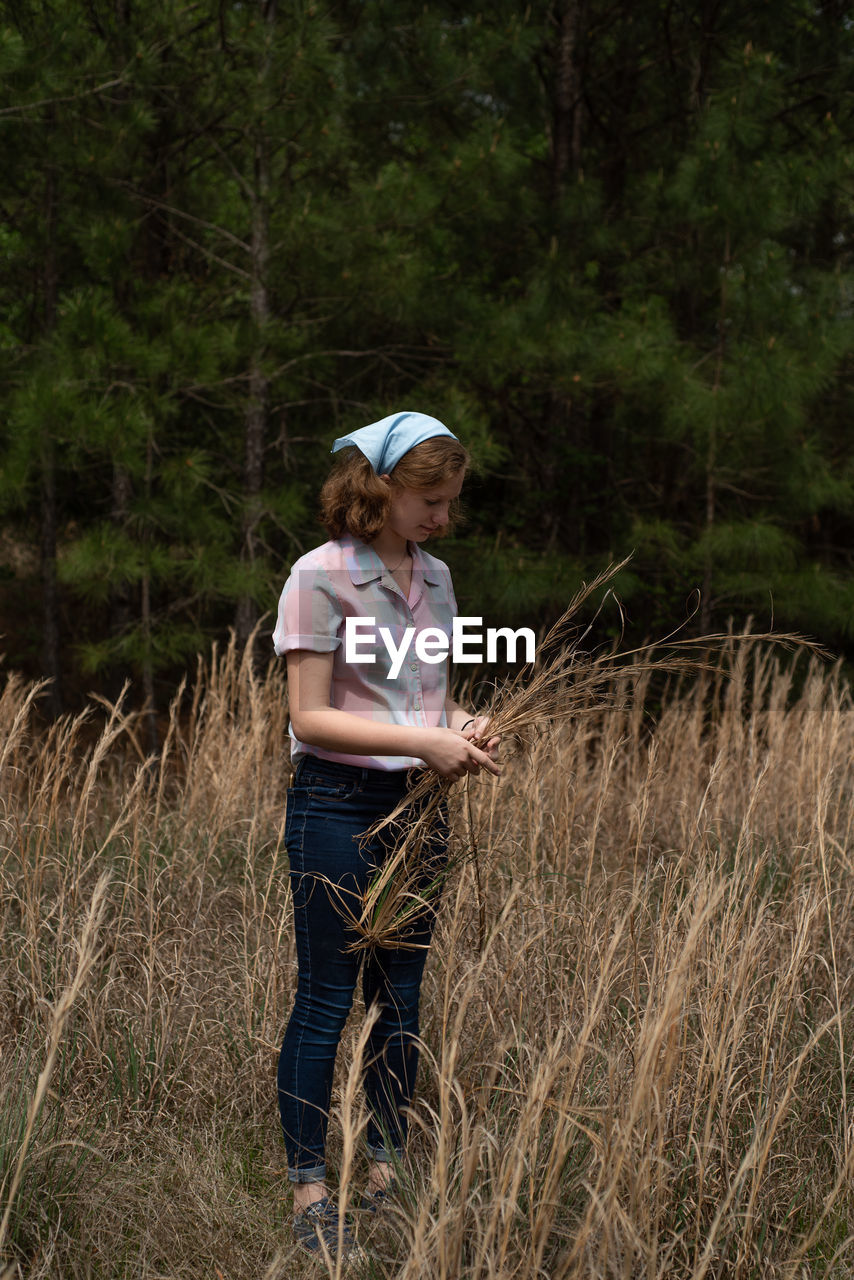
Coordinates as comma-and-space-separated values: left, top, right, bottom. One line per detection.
2, 624, 853, 1279
348, 563, 814, 951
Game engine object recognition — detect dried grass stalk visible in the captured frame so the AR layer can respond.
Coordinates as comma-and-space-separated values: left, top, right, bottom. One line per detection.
0, 872, 109, 1261
345, 561, 817, 951
1, 626, 852, 1275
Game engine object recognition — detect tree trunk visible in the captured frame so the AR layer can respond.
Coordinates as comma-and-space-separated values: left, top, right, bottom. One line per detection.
551, 0, 585, 198
40, 436, 62, 717
700, 424, 716, 635
541, 1, 587, 551
141, 432, 158, 752
701, 230, 730, 635
235, 0, 275, 648
41, 165, 63, 716
108, 463, 133, 702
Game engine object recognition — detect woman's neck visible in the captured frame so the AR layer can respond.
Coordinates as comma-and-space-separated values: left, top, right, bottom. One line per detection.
371, 529, 410, 568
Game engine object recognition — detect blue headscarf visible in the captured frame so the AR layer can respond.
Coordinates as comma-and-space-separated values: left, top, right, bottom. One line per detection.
331, 411, 457, 475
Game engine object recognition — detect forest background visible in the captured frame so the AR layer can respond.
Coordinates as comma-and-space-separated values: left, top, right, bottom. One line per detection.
1, 0, 853, 734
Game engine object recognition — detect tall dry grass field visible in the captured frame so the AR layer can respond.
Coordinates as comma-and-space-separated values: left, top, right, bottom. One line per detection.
1, 640, 852, 1279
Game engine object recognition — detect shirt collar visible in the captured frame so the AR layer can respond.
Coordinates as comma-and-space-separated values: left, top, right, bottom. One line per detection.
342, 533, 441, 586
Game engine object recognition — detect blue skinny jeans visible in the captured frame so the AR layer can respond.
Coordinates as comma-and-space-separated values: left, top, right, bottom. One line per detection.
277, 754, 447, 1183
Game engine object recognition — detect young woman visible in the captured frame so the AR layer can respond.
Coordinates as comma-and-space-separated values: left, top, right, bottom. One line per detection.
273, 411, 500, 1258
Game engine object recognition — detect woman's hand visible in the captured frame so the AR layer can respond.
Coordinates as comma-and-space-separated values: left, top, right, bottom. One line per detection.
461, 715, 501, 763
419, 727, 502, 781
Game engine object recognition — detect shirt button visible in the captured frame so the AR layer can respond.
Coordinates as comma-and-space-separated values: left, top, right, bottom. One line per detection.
410, 662, 418, 672
414, 700, 421, 711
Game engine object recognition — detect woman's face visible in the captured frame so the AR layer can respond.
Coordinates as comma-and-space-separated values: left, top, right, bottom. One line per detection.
383, 470, 465, 543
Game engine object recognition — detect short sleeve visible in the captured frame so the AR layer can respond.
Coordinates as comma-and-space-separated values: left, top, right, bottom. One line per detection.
272, 565, 343, 656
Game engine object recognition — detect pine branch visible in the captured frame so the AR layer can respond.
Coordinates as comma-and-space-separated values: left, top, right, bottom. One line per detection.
0, 76, 129, 119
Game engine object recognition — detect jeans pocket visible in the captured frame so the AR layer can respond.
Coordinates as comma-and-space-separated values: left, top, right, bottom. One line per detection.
302, 776, 359, 805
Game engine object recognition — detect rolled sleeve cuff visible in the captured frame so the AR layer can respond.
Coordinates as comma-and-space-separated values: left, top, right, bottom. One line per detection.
273, 632, 341, 657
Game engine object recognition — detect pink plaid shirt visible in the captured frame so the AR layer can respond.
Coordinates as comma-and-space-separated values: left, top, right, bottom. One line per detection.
272, 533, 458, 770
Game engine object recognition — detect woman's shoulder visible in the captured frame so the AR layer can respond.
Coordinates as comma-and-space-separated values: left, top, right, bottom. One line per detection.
414, 544, 452, 577
287, 539, 347, 577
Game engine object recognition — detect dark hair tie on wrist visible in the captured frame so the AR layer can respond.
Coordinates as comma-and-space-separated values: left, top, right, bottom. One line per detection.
461, 718, 475, 732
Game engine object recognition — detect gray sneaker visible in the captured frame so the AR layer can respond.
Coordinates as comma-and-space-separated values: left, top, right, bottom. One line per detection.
293, 1197, 362, 1261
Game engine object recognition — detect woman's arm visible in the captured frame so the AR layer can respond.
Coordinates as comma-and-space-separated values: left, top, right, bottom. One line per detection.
444, 698, 475, 733
287, 650, 500, 779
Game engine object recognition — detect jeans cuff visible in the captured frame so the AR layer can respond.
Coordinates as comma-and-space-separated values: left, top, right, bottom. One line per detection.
288, 1162, 327, 1184
366, 1140, 403, 1163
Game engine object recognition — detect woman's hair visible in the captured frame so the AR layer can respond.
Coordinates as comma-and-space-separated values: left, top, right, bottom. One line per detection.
320, 435, 470, 542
